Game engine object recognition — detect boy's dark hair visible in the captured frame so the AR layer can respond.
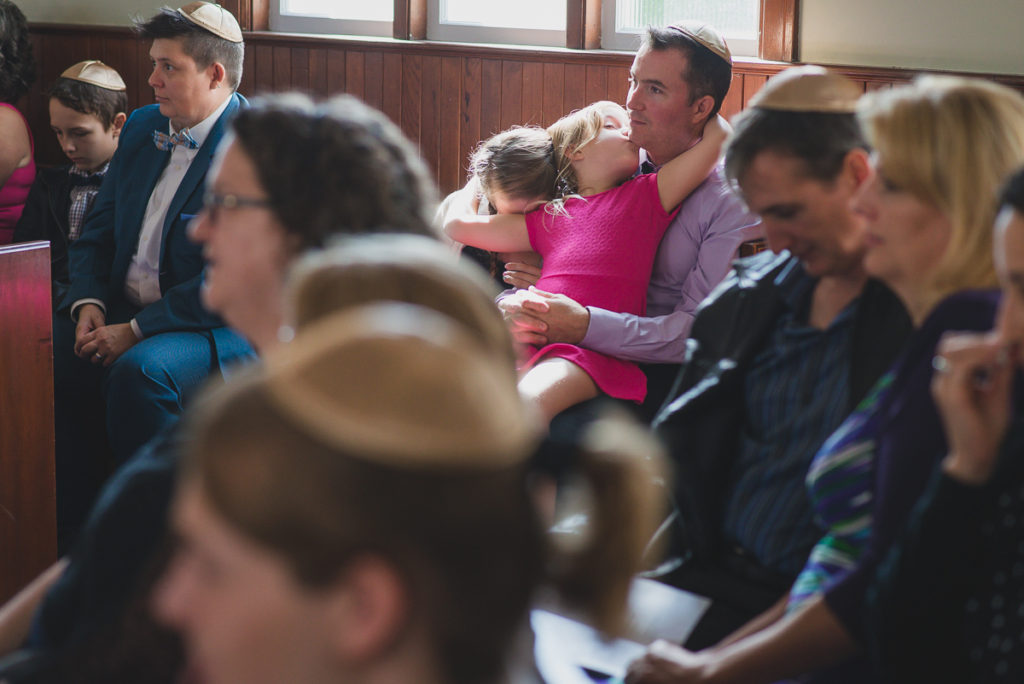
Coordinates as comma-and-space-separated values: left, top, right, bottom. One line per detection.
642, 26, 732, 119
724, 108, 868, 186
134, 7, 243, 90
48, 78, 128, 130
0, 0, 34, 104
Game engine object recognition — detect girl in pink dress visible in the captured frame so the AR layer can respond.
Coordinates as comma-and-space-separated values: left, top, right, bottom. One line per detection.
447, 101, 727, 422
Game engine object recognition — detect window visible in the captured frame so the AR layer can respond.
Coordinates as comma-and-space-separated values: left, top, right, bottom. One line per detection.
426, 0, 567, 47
270, 0, 394, 36
602, 0, 760, 55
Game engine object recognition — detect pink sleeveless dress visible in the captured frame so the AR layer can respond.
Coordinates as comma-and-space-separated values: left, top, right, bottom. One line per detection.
523, 173, 677, 402
0, 102, 35, 245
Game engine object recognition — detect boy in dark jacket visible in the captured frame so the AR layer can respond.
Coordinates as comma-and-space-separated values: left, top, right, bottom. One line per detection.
13, 60, 127, 306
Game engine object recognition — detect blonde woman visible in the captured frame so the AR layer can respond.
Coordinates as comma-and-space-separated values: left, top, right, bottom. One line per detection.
627, 75, 1024, 683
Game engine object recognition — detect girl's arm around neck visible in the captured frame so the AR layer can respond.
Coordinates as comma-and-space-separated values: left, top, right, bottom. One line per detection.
444, 212, 533, 253
655, 115, 730, 213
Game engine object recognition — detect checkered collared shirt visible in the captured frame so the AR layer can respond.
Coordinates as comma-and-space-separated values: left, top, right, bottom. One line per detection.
67, 162, 109, 240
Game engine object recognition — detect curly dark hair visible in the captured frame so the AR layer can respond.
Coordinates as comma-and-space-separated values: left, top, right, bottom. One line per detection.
0, 0, 34, 104
229, 93, 438, 248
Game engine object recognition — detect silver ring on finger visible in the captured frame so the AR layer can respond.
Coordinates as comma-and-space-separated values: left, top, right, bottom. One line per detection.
95, 353, 105, 361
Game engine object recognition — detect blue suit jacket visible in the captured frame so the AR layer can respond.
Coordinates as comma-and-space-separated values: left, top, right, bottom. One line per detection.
63, 93, 247, 344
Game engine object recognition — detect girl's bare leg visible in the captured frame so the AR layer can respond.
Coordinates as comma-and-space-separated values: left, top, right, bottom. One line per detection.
518, 358, 599, 424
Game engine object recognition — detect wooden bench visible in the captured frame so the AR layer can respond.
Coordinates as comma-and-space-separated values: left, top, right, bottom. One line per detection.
0, 241, 56, 602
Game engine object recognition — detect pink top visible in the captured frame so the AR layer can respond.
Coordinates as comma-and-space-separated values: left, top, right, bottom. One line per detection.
0, 102, 35, 245
523, 173, 677, 401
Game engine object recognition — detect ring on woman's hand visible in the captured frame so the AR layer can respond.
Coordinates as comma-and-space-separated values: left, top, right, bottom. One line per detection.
931, 355, 950, 374
94, 353, 105, 361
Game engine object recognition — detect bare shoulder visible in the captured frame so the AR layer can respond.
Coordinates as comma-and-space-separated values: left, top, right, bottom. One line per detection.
0, 105, 31, 159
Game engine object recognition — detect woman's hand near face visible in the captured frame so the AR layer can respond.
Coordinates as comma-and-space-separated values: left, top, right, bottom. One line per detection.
932, 331, 1015, 485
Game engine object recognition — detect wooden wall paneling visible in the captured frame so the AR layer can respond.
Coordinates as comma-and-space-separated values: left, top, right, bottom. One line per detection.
585, 64, 607, 106
326, 48, 346, 96
499, 61, 523, 132
380, 52, 403, 127
542, 63, 565, 127
133, 37, 150, 112
479, 59, 502, 139
459, 57, 482, 187
606, 66, 630, 106
563, 63, 587, 115
272, 45, 291, 92
345, 51, 366, 103
239, 39, 256, 96
402, 54, 425, 148
438, 56, 462, 193
290, 47, 310, 95
521, 62, 544, 126
418, 55, 441, 186
741, 74, 769, 108
721, 71, 745, 121
365, 51, 386, 111
308, 46, 328, 99
253, 43, 275, 95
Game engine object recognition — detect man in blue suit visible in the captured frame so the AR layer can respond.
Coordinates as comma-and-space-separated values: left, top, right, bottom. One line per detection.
54, 1, 252, 550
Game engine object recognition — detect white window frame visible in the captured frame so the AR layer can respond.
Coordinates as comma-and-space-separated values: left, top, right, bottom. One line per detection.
426, 0, 567, 48
270, 1, 393, 37
600, 1, 759, 57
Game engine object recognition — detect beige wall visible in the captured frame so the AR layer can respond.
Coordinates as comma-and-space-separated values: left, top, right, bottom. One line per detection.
801, 0, 1024, 74
18, 0, 1024, 76
19, 0, 163, 25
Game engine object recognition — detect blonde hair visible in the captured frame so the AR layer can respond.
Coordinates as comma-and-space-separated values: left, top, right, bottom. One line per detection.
859, 76, 1024, 295
469, 126, 556, 206
547, 101, 629, 199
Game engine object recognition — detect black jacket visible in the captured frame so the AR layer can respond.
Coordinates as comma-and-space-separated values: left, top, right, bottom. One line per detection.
652, 251, 912, 589
13, 165, 75, 307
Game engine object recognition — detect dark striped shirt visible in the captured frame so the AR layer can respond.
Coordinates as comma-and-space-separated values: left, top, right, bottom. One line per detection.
721, 259, 857, 577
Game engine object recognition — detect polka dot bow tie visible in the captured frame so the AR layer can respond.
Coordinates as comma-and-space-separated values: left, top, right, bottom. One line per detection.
153, 128, 199, 151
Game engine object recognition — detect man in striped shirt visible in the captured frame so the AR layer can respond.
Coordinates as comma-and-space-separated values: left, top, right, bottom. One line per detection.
652, 67, 911, 648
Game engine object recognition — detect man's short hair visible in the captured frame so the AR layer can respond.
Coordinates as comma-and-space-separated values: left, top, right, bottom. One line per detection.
642, 26, 732, 118
724, 108, 867, 186
134, 7, 244, 90
48, 78, 128, 130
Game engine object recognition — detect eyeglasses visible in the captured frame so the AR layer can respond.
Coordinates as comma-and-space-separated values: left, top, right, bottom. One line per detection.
201, 192, 273, 222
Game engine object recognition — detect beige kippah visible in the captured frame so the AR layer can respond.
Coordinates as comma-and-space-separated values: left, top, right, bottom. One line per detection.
60, 60, 126, 92
667, 21, 731, 66
177, 1, 243, 43
263, 303, 538, 469
749, 65, 862, 113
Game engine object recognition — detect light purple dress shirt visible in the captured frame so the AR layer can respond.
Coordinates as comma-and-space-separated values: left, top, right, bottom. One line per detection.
581, 163, 761, 363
